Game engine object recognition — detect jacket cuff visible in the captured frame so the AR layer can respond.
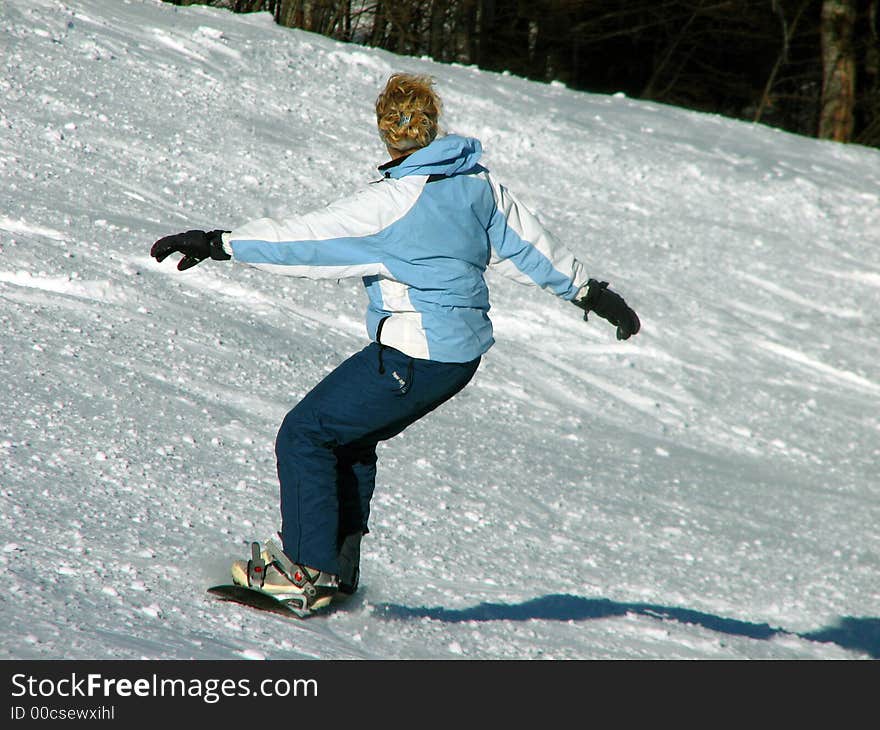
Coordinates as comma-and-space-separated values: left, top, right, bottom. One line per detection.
220, 231, 234, 258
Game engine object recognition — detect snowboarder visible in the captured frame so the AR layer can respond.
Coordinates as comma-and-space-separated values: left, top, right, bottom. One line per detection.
150, 72, 640, 614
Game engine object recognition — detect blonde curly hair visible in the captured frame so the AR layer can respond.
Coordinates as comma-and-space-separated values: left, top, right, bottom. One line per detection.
376, 73, 442, 152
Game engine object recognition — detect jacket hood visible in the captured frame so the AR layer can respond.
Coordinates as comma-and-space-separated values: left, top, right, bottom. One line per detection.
382, 134, 483, 179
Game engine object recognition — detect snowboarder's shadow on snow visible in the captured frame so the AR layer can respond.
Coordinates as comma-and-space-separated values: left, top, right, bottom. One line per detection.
373, 594, 880, 658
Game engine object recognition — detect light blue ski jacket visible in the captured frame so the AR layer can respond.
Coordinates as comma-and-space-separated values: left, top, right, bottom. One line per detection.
224, 134, 590, 362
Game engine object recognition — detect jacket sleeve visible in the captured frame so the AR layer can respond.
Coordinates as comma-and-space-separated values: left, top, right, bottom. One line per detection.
221, 182, 416, 280
485, 174, 589, 300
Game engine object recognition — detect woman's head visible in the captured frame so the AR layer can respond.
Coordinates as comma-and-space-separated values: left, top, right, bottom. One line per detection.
376, 73, 442, 154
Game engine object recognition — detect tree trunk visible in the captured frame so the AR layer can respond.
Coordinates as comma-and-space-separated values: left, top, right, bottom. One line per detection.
275, 0, 299, 28
429, 0, 446, 61
370, 0, 387, 48
479, 0, 495, 68
819, 0, 857, 141
455, 0, 479, 65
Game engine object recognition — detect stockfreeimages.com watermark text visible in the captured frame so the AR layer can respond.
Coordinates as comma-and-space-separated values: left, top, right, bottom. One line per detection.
10, 671, 318, 706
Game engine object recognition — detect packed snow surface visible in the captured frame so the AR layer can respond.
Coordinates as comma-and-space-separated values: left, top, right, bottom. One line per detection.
1, 0, 879, 660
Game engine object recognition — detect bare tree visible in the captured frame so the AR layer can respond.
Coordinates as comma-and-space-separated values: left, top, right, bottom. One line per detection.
755, 0, 813, 123
819, 0, 858, 140
859, 0, 880, 143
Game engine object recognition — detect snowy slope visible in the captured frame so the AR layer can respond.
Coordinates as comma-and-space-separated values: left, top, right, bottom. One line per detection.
1, 0, 878, 660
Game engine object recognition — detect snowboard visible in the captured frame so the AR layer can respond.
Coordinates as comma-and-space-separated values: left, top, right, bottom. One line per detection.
207, 584, 313, 619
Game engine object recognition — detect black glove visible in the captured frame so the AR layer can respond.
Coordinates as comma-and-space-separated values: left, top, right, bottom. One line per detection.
574, 278, 641, 340
150, 229, 231, 271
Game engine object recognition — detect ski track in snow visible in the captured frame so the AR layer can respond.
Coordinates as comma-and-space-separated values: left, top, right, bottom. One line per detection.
1, 0, 879, 660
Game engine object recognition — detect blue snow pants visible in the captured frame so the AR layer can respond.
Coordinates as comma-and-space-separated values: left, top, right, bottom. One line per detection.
275, 342, 481, 575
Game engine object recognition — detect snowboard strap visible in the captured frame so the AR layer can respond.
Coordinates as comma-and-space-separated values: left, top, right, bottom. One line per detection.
265, 537, 318, 599
246, 541, 266, 588
265, 537, 295, 576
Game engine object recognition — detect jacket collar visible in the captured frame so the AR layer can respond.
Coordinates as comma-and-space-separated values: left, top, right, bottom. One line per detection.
377, 152, 414, 177
377, 136, 484, 179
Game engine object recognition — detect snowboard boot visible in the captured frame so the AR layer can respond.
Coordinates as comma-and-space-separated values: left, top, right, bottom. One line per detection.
337, 531, 362, 596
231, 538, 338, 614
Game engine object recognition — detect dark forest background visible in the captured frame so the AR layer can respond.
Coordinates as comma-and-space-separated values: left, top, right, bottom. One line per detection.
166, 1, 880, 147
